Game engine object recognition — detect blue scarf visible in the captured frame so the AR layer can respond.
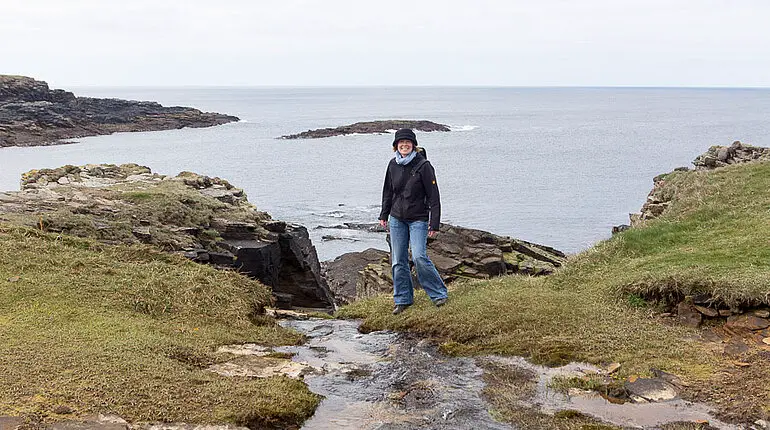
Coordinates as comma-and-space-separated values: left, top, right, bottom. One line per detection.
395, 150, 417, 165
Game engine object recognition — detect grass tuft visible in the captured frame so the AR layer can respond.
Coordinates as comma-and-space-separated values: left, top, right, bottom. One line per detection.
0, 224, 319, 425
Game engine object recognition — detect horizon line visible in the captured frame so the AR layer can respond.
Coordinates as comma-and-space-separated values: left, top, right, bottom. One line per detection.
66, 84, 770, 90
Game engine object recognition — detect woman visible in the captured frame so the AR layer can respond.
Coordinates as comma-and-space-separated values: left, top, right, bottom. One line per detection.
378, 128, 448, 315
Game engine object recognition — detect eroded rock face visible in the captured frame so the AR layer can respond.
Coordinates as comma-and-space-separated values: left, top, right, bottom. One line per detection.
323, 224, 567, 303
0, 164, 334, 309
0, 75, 239, 148
279, 120, 450, 139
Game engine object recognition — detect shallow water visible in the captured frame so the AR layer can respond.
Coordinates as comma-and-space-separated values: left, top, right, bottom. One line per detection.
277, 319, 511, 430
278, 318, 745, 430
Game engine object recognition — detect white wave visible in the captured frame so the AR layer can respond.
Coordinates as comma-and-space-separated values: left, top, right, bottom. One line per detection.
450, 125, 479, 132
312, 210, 346, 218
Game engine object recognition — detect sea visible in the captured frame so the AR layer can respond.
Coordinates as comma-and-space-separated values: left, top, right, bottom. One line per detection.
2, 87, 769, 261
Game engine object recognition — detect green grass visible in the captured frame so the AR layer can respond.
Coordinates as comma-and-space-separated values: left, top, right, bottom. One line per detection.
0, 225, 320, 426
339, 161, 770, 422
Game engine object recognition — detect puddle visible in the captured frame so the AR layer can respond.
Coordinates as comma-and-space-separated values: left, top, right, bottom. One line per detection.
488, 356, 743, 430
277, 318, 744, 429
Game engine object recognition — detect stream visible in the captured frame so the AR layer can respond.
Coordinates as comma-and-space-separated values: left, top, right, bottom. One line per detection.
276, 318, 744, 430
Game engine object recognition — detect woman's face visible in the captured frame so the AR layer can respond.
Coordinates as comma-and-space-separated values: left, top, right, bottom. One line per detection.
397, 139, 414, 156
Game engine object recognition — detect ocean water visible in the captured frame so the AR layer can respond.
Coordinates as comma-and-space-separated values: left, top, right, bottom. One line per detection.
2, 87, 769, 260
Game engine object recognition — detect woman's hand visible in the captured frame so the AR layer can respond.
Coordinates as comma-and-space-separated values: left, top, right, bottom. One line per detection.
379, 219, 388, 230
428, 229, 437, 238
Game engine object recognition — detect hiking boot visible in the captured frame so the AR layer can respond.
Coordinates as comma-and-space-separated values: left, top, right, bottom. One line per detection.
392, 304, 411, 315
433, 298, 447, 307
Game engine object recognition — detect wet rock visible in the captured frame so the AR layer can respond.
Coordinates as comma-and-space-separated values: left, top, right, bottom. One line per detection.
275, 225, 335, 309
726, 315, 770, 331
677, 297, 703, 328
624, 377, 678, 402
279, 120, 450, 139
307, 324, 335, 338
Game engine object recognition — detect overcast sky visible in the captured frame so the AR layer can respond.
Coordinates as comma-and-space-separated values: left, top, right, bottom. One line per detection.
2, 0, 769, 87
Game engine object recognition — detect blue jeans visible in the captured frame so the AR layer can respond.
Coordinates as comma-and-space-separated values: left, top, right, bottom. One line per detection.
389, 216, 447, 305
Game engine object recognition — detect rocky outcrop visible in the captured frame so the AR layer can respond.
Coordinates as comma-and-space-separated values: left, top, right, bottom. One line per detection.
323, 224, 567, 303
0, 75, 239, 148
279, 120, 450, 139
0, 164, 334, 310
628, 141, 769, 226
693, 141, 770, 170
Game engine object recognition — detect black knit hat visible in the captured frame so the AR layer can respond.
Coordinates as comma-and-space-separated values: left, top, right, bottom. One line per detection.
393, 128, 417, 147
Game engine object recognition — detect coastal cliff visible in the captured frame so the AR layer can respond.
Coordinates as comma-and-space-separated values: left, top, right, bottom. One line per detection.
0, 75, 239, 148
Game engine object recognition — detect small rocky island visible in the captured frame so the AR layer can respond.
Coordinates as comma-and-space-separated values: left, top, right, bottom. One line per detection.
0, 75, 239, 148
280, 120, 450, 139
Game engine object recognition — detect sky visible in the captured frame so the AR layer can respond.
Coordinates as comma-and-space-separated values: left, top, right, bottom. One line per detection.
1, 0, 769, 87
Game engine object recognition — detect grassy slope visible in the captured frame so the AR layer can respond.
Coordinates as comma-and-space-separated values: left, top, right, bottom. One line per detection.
0, 225, 319, 426
339, 161, 770, 422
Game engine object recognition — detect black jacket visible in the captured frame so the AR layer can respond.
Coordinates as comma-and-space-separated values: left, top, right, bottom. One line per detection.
379, 153, 441, 230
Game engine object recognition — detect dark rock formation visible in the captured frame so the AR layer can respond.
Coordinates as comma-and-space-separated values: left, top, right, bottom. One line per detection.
0, 75, 239, 148
0, 164, 334, 310
323, 224, 567, 304
279, 120, 450, 139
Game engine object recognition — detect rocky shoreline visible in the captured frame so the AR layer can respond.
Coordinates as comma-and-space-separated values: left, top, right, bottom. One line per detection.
0, 75, 239, 148
279, 119, 450, 139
